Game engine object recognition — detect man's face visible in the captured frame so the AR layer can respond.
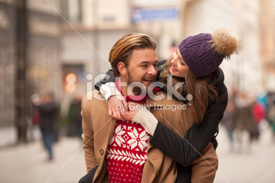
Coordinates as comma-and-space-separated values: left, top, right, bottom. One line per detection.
126, 48, 158, 95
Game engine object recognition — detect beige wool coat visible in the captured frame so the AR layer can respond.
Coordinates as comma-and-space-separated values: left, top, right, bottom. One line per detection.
81, 90, 218, 183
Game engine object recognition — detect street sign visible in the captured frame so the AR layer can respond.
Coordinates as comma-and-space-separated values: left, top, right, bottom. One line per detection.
132, 0, 179, 6
131, 8, 179, 23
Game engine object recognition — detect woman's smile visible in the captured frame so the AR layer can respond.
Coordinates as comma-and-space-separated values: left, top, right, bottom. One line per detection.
170, 65, 178, 72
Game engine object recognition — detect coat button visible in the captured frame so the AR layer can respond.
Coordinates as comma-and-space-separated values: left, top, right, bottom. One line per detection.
99, 149, 104, 155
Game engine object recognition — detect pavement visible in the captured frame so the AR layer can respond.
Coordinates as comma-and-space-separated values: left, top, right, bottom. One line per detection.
0, 137, 86, 183
214, 121, 275, 183
0, 121, 274, 183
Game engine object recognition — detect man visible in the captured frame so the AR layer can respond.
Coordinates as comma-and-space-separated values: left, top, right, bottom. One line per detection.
35, 92, 58, 161
80, 33, 218, 182
81, 33, 159, 182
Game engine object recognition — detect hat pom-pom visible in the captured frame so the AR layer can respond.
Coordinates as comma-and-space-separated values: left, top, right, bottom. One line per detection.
212, 29, 238, 57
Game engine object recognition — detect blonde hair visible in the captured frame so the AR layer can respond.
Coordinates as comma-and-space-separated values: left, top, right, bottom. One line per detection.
109, 33, 157, 77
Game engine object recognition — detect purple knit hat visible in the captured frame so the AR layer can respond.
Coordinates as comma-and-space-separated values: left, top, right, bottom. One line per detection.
178, 29, 238, 77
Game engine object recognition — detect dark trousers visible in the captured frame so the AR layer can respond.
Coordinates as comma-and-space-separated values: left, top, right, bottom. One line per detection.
43, 131, 54, 159
79, 166, 98, 183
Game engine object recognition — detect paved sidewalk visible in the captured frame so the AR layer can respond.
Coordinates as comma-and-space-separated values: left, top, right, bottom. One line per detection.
214, 122, 275, 183
0, 137, 86, 183
0, 123, 274, 183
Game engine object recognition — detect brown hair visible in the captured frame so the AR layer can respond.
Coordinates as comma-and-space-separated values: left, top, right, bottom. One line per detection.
162, 57, 218, 124
109, 33, 157, 77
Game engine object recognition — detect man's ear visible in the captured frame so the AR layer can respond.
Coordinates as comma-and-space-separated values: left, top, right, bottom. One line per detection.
117, 62, 127, 76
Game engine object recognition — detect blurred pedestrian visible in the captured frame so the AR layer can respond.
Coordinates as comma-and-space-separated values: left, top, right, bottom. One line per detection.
36, 92, 58, 161
31, 94, 41, 125
267, 96, 275, 143
252, 100, 265, 141
69, 94, 83, 139
30, 94, 42, 142
266, 92, 275, 126
221, 100, 236, 152
234, 93, 255, 153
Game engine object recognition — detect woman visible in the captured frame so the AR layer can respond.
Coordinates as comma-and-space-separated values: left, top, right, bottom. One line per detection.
96, 29, 238, 182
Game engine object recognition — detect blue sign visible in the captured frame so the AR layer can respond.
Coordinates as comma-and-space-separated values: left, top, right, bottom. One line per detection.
132, 8, 178, 23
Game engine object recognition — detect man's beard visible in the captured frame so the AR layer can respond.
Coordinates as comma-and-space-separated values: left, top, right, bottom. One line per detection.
127, 71, 155, 96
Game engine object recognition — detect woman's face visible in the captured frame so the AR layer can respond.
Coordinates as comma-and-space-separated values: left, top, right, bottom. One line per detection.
169, 48, 189, 78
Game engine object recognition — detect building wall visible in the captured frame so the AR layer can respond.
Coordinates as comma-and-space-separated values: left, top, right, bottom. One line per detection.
0, 1, 16, 127
131, 0, 183, 60
61, 28, 133, 95
61, 0, 133, 96
27, 2, 62, 101
0, 0, 62, 145
183, 0, 266, 95
61, 0, 273, 95
97, 0, 130, 29
259, 0, 275, 91
184, 0, 237, 35
233, 0, 262, 94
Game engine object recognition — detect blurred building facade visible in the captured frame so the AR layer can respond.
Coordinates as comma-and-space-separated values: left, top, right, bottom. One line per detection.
0, 0, 16, 130
0, 0, 62, 146
60, 0, 184, 98
59, 0, 135, 121
259, 0, 275, 91
60, 0, 133, 95
60, 0, 273, 96
0, 0, 274, 146
0, 0, 20, 146
27, 0, 62, 99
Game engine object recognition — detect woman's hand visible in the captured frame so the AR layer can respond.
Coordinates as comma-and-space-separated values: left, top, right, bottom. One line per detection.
121, 102, 144, 121
107, 95, 128, 120
122, 102, 158, 135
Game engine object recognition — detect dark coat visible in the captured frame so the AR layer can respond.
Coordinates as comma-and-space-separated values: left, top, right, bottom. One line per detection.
38, 102, 57, 132
235, 103, 255, 133
149, 67, 228, 182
